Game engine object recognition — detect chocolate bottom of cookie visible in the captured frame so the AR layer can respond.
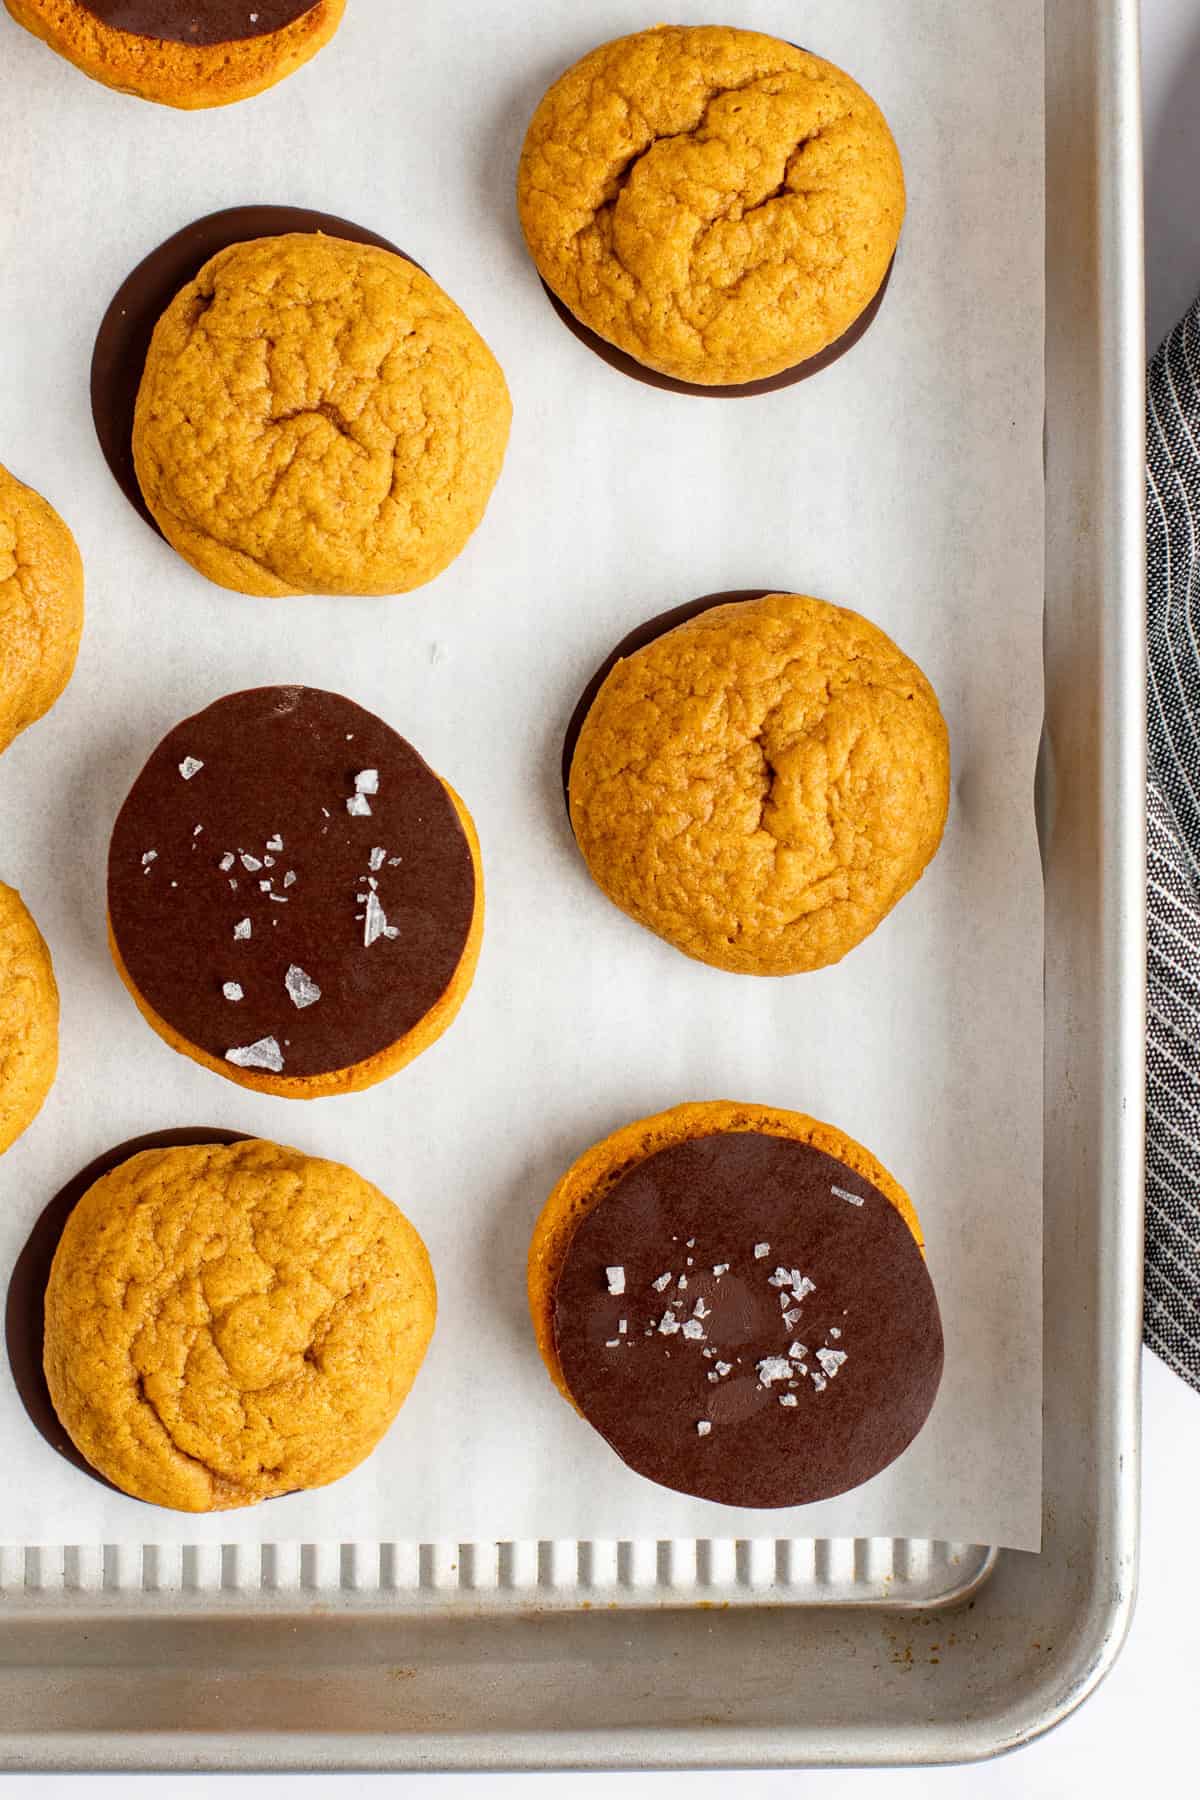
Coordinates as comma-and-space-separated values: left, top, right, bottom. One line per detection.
540, 254, 894, 399
91, 206, 416, 536
6, 1127, 247, 1498
561, 589, 778, 810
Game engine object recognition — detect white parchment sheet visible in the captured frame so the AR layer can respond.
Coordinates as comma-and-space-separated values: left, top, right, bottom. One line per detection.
0, 0, 1044, 1551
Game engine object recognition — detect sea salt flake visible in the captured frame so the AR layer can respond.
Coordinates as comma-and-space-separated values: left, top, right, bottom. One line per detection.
832, 1184, 866, 1207
686, 1239, 695, 1248
676, 1274, 688, 1291
388, 855, 403, 866
811, 1372, 828, 1393
268, 894, 288, 904
354, 769, 379, 795
712, 1263, 729, 1276
783, 1308, 803, 1328
605, 1340, 620, 1349
829, 1327, 842, 1340
262, 856, 275, 869
178, 757, 203, 780
696, 1421, 712, 1438
605, 1266, 625, 1296
225, 1036, 283, 1073
141, 849, 157, 867
692, 1298, 710, 1320
368, 877, 378, 891
266, 835, 283, 852
283, 870, 296, 888
259, 880, 272, 893
369, 847, 386, 872
383, 925, 399, 939
788, 1343, 808, 1361
757, 1356, 793, 1388
193, 825, 203, 837
228, 880, 238, 891
681, 1319, 705, 1340
657, 1311, 680, 1337
652, 1273, 673, 1292
285, 965, 321, 1009
363, 890, 390, 947
234, 918, 252, 940
241, 854, 262, 872
791, 1277, 816, 1303
346, 794, 372, 817
219, 853, 236, 872
222, 982, 243, 1002
779, 1394, 798, 1408
714, 1361, 733, 1377
816, 1348, 848, 1378
618, 1320, 627, 1335
754, 1243, 770, 1259
707, 1372, 719, 1383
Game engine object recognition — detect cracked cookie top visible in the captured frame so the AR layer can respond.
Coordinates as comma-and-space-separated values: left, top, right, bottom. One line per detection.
568, 593, 950, 976
131, 233, 511, 597
518, 26, 905, 387
43, 1139, 437, 1511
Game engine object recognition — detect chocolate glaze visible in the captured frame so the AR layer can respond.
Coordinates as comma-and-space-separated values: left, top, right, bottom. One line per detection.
77, 2, 317, 47
91, 206, 413, 536
562, 589, 776, 809
553, 1132, 943, 1509
5, 1128, 246, 1496
541, 255, 893, 399
108, 686, 475, 1080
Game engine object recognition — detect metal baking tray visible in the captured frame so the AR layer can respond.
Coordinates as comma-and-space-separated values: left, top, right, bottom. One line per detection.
0, 0, 1145, 1771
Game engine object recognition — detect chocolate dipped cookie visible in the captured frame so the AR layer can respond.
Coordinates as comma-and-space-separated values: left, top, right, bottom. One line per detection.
518, 26, 904, 389
567, 592, 950, 976
528, 1102, 943, 1509
43, 1137, 436, 1510
107, 685, 483, 1097
4, 1, 345, 108
132, 231, 511, 596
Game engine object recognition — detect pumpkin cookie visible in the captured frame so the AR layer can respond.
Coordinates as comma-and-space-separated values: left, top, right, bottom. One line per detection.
0, 463, 83, 757
4, 1, 345, 109
528, 1101, 943, 1508
518, 26, 904, 388
43, 1137, 436, 1511
0, 882, 58, 1157
568, 592, 950, 976
107, 685, 483, 1098
132, 232, 511, 596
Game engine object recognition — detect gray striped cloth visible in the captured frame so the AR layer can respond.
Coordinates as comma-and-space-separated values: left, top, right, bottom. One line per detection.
1147, 295, 1200, 1391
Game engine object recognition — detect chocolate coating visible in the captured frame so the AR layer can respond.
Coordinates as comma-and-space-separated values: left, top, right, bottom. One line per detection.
108, 686, 475, 1079
91, 207, 414, 536
5, 1128, 245, 1495
540, 255, 894, 398
553, 1132, 943, 1508
561, 590, 775, 807
77, 2, 316, 46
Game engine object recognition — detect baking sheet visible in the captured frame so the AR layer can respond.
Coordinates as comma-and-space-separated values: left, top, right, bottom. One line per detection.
0, 0, 1045, 1552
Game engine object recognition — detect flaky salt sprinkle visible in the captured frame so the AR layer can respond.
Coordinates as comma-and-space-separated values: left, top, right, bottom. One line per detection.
605, 1266, 625, 1296
222, 982, 243, 1002
657, 1311, 680, 1336
355, 769, 379, 795
178, 757, 203, 780
714, 1361, 733, 1378
266, 835, 283, 852
347, 794, 372, 818
618, 1319, 627, 1335
757, 1356, 793, 1388
605, 1339, 620, 1349
712, 1263, 729, 1276
696, 1421, 712, 1437
193, 824, 203, 836
369, 847, 386, 872
259, 880, 272, 893
754, 1243, 770, 1259
219, 852, 236, 872
816, 1348, 848, 1378
363, 890, 392, 948
779, 1394, 798, 1408
692, 1298, 710, 1320
829, 1327, 842, 1340
283, 870, 296, 888
832, 1185, 866, 1207
652, 1272, 673, 1292
681, 1319, 705, 1341
285, 965, 321, 1009
241, 853, 262, 872
225, 1036, 284, 1073
811, 1372, 828, 1393
234, 917, 252, 940
141, 849, 157, 868
788, 1342, 808, 1361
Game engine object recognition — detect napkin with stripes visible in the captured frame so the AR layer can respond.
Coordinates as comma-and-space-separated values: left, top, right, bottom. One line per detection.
1147, 295, 1200, 1390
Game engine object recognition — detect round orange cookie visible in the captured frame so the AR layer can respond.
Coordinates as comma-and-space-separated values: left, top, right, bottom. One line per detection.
107, 686, 483, 1099
528, 1101, 942, 1508
0, 462, 83, 757
518, 25, 905, 387
0, 882, 59, 1157
568, 592, 950, 976
43, 1138, 436, 1510
4, 1, 345, 109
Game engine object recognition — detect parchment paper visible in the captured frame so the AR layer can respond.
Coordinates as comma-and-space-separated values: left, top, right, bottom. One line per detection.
0, 0, 1045, 1552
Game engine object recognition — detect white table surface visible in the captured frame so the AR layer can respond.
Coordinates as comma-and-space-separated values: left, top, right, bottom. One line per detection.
5, 0, 1197, 1791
